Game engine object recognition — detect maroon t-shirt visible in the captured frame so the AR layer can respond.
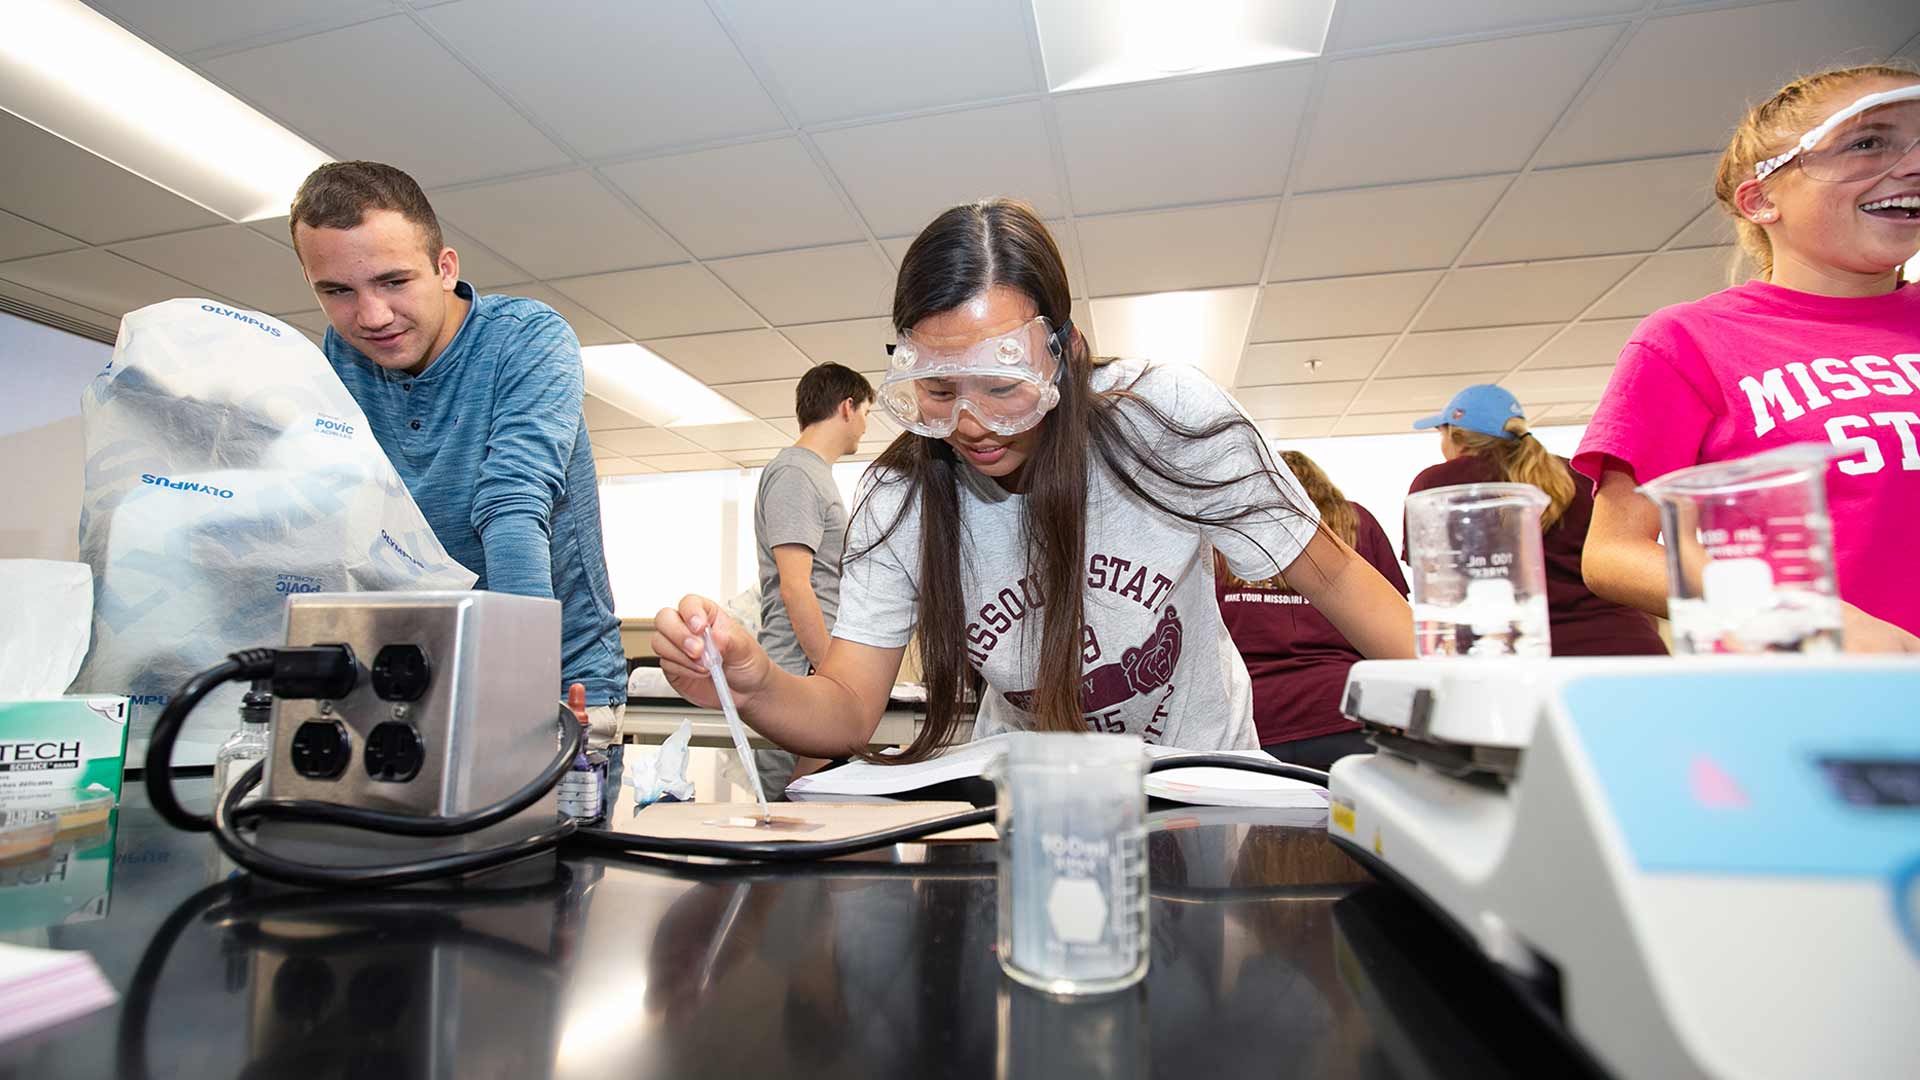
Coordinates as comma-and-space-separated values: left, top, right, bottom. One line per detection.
1215, 504, 1408, 748
1403, 453, 1667, 657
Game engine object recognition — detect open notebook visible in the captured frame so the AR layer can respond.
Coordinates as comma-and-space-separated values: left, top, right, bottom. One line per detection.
0, 942, 116, 1045
785, 733, 1328, 809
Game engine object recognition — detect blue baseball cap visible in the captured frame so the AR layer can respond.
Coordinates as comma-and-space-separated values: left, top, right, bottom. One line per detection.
1412, 384, 1525, 439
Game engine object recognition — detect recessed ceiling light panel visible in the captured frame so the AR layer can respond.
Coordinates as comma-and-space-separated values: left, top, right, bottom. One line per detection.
1032, 0, 1334, 93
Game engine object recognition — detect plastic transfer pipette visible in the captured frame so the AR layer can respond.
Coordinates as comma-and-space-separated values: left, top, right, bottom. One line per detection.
701, 627, 771, 822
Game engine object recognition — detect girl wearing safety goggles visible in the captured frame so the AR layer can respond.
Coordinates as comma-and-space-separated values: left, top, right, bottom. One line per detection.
655, 199, 1414, 762
1578, 63, 1920, 651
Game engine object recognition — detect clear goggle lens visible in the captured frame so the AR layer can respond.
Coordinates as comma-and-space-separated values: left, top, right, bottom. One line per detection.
1798, 100, 1920, 182
879, 316, 1065, 437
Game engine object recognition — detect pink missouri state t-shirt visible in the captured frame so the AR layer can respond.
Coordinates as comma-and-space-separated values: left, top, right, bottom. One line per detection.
1573, 279, 1920, 635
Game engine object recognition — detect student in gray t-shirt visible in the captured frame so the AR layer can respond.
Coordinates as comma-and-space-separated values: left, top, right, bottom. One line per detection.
749, 364, 874, 786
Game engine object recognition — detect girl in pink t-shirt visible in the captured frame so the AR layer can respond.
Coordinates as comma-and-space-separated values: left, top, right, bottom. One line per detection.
1576, 63, 1920, 650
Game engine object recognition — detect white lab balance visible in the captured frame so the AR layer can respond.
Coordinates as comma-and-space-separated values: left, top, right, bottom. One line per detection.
1328, 656, 1920, 1079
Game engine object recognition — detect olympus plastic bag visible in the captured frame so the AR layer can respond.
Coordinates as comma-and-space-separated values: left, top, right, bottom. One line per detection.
69, 300, 476, 759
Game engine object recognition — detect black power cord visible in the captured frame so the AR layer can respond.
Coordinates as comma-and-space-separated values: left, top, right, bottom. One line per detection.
149, 652, 1332, 886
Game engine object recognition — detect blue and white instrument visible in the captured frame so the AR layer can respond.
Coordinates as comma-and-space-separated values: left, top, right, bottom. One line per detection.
1330, 657, 1920, 1080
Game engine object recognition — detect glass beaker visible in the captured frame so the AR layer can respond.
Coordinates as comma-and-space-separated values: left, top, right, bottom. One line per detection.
1638, 444, 1843, 654
986, 732, 1149, 996
1404, 482, 1553, 658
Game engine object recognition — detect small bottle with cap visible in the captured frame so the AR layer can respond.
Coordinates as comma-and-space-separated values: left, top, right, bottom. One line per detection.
556, 684, 605, 825
213, 681, 273, 811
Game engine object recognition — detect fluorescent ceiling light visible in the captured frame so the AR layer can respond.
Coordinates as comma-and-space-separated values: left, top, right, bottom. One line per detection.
1088, 286, 1256, 390
582, 344, 754, 428
0, 0, 331, 222
1031, 0, 1335, 92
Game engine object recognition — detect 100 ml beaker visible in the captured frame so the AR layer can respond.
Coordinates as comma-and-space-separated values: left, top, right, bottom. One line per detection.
987, 732, 1148, 996
1404, 482, 1553, 658
1638, 444, 1843, 654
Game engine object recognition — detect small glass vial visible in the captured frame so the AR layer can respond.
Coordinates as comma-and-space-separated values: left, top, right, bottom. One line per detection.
213, 682, 272, 811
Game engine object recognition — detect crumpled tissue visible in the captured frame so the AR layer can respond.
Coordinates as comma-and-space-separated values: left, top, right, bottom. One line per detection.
623, 719, 696, 810
0, 560, 93, 699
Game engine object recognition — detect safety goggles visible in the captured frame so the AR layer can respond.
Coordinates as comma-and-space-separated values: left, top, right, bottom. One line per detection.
878, 316, 1069, 437
1754, 84, 1920, 183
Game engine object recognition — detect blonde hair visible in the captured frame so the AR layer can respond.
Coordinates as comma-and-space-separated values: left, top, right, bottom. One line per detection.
1277, 450, 1356, 547
1447, 418, 1576, 532
1714, 61, 1920, 282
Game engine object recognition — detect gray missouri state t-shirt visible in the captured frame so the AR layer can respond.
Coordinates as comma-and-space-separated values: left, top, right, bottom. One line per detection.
754, 446, 848, 675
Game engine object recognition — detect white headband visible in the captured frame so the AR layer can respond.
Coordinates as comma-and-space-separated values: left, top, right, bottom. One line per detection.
1753, 82, 1920, 181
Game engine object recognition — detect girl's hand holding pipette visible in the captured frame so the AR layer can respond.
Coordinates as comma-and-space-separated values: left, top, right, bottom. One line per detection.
652, 595, 775, 710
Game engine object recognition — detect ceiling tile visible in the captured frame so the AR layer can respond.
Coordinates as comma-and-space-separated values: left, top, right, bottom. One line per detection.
715, 378, 800, 418
92, 0, 392, 55
0, 111, 222, 244
0, 278, 116, 335
882, 218, 1088, 297
766, 417, 802, 439
779, 317, 895, 369
1671, 207, 1736, 249
430, 171, 682, 278
1257, 417, 1336, 439
498, 283, 629, 346
814, 102, 1063, 237
1414, 255, 1638, 331
1523, 317, 1640, 370
1380, 324, 1560, 378
707, 243, 893, 325
583, 394, 649, 430
1238, 335, 1397, 387
1351, 374, 1481, 414
442, 228, 530, 288
278, 310, 329, 336
732, 450, 784, 467
605, 138, 864, 260
1538, 0, 1920, 166
1233, 381, 1363, 420
201, 16, 569, 188
1252, 271, 1441, 341
1296, 25, 1620, 191
1464, 155, 1718, 265
645, 451, 740, 473
422, 0, 784, 158
714, 0, 1038, 124
673, 420, 792, 452
592, 427, 701, 456
110, 225, 316, 314
1587, 246, 1735, 319
0, 211, 81, 262
1501, 365, 1618, 404
549, 265, 761, 339
1055, 65, 1312, 215
1077, 202, 1276, 297
1329, 0, 1641, 51
595, 457, 660, 476
644, 329, 814, 384
1269, 175, 1510, 281
1332, 410, 1440, 436
0, 249, 217, 318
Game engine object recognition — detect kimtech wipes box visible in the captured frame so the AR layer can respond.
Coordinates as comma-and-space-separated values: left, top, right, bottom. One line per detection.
0, 697, 130, 811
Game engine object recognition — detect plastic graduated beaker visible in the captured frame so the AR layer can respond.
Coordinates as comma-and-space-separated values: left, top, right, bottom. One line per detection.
1404, 482, 1553, 658
986, 732, 1149, 995
1638, 444, 1844, 654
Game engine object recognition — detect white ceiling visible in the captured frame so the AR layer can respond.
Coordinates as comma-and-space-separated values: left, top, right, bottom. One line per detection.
2, 0, 1917, 471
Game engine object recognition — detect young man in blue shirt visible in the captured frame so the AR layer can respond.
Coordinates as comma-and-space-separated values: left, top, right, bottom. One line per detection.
288, 161, 627, 755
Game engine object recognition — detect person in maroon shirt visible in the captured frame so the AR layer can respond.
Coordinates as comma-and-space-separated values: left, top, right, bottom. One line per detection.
1216, 451, 1410, 769
1406, 385, 1667, 657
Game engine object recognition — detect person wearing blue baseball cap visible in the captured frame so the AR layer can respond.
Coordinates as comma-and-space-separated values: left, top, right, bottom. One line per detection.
1405, 384, 1667, 656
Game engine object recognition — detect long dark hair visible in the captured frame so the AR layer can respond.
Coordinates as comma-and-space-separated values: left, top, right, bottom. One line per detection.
851, 199, 1313, 763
